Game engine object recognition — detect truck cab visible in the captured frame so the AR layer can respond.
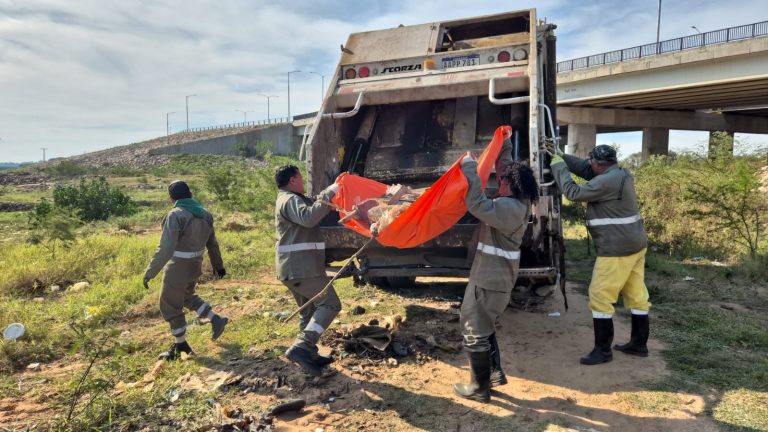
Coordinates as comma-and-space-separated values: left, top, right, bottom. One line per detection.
305, 9, 564, 295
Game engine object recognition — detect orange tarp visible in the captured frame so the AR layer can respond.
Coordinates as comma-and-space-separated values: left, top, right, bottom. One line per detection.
331, 125, 512, 248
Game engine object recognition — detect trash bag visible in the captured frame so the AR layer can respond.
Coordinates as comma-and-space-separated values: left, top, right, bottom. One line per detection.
332, 125, 512, 248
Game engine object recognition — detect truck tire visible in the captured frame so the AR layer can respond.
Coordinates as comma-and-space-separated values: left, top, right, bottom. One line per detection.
363, 276, 389, 288
363, 276, 416, 289
386, 276, 416, 289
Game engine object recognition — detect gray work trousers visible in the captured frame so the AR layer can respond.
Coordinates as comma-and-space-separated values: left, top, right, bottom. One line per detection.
460, 284, 510, 352
282, 276, 341, 352
159, 259, 211, 339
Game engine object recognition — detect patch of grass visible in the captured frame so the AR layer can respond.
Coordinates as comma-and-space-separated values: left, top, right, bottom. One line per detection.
619, 391, 682, 415
713, 389, 768, 431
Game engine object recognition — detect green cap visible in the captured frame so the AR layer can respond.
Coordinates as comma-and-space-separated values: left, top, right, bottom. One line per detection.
588, 145, 617, 162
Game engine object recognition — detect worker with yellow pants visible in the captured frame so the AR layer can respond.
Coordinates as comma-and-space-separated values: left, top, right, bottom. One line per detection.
548, 144, 651, 365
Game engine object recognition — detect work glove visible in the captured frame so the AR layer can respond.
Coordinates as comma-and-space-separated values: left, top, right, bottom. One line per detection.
461, 151, 476, 166
550, 154, 565, 166
143, 276, 151, 289
543, 141, 564, 157
216, 268, 227, 279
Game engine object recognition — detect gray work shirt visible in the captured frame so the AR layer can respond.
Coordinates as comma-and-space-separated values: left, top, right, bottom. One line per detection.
144, 207, 224, 281
462, 160, 530, 293
274, 188, 336, 281
553, 154, 648, 257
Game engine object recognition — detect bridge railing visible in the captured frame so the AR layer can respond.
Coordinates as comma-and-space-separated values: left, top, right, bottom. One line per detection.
184, 117, 291, 133
557, 20, 768, 73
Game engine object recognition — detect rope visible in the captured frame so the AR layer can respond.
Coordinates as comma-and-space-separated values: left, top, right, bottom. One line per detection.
282, 235, 377, 323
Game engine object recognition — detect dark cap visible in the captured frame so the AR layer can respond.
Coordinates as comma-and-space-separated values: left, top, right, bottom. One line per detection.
168, 180, 192, 200
588, 145, 617, 162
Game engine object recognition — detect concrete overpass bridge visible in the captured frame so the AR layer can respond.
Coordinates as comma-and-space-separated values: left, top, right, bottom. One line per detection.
556, 20, 768, 158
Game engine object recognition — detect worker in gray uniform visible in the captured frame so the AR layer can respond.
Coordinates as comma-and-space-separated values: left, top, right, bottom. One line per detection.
453, 142, 540, 403
548, 144, 651, 366
143, 180, 228, 360
274, 165, 340, 377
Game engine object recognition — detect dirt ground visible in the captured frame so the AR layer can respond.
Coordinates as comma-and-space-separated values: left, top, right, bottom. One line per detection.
1, 282, 721, 431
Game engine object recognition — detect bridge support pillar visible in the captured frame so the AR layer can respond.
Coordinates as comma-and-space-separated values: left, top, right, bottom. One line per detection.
708, 131, 734, 157
566, 124, 596, 158
641, 127, 669, 160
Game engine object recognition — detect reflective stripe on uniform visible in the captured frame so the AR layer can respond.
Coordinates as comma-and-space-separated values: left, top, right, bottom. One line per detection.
592, 311, 613, 319
586, 213, 641, 227
277, 242, 325, 253
173, 250, 205, 258
477, 242, 520, 260
171, 326, 187, 336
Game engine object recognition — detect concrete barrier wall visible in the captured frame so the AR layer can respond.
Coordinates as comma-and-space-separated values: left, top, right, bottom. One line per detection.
150, 124, 298, 156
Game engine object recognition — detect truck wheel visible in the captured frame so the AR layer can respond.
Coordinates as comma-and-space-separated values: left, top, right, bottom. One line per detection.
363, 276, 390, 288
385, 276, 416, 289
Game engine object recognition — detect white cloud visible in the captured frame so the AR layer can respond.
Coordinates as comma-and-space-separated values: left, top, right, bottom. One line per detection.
0, 0, 765, 162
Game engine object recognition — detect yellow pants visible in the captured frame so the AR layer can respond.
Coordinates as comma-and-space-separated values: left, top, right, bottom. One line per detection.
588, 248, 651, 317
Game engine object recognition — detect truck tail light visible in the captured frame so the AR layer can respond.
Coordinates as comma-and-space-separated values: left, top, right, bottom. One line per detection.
345, 68, 357, 79
497, 51, 511, 62
358, 66, 370, 78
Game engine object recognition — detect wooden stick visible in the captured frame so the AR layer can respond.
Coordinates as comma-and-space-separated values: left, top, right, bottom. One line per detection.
282, 236, 377, 323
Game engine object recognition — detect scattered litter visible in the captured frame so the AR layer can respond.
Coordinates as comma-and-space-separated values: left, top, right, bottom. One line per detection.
26, 363, 41, 372
387, 358, 398, 367
314, 428, 325, 432
683, 276, 695, 281
49, 285, 61, 293
690, 256, 704, 261
548, 312, 561, 317
369, 300, 379, 307
333, 319, 341, 324
274, 311, 290, 320
69, 281, 90, 292
268, 399, 306, 416
3, 323, 25, 341
115, 360, 166, 393
710, 261, 728, 267
33, 297, 44, 303
349, 305, 366, 315
368, 319, 379, 326
168, 389, 180, 403
421, 334, 460, 353
535, 285, 556, 297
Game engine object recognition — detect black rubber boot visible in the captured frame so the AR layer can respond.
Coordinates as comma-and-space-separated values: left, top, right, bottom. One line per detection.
211, 314, 229, 341
614, 314, 649, 357
162, 341, 194, 361
453, 351, 492, 402
286, 346, 324, 377
489, 333, 508, 387
313, 353, 334, 367
580, 318, 614, 365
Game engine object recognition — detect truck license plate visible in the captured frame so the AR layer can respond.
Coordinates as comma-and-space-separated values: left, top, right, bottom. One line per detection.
441, 54, 480, 69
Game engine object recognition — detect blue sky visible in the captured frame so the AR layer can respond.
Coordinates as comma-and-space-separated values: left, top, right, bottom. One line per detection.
0, 0, 766, 162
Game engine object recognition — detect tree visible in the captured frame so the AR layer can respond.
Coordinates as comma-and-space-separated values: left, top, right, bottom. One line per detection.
27, 198, 79, 258
685, 148, 767, 258
53, 177, 137, 221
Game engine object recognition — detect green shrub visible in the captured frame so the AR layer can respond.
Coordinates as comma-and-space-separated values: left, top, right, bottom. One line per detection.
45, 160, 89, 177
27, 198, 79, 258
205, 159, 290, 222
53, 177, 138, 221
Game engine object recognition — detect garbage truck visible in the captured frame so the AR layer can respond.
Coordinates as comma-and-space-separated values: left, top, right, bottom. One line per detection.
304, 9, 564, 298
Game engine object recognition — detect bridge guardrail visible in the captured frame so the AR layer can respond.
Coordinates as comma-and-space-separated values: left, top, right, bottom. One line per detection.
557, 20, 768, 73
184, 117, 291, 133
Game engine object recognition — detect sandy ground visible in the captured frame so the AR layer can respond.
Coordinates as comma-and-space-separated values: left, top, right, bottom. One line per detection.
1, 282, 721, 431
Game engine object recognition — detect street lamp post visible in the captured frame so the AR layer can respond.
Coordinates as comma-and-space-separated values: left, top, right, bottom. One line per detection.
258, 94, 279, 122
185, 94, 196, 131
691, 26, 702, 34
235, 109, 254, 123
41, 148, 47, 163
656, 0, 662, 47
166, 111, 176, 144
287, 70, 301, 121
308, 71, 326, 106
